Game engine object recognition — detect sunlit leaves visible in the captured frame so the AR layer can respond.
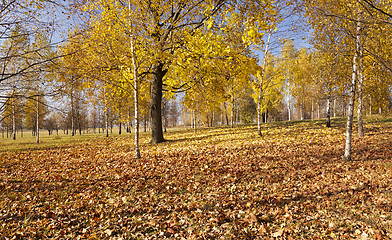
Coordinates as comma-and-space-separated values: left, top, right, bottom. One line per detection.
1, 119, 392, 238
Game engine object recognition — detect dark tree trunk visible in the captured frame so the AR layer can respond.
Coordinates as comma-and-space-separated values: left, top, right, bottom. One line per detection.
326, 97, 331, 128
144, 116, 147, 132
150, 64, 167, 143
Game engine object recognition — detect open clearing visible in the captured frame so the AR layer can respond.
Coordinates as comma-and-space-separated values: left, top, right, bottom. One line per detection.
1, 118, 392, 239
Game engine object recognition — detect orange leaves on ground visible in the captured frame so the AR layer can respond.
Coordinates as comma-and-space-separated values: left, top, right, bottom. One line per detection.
0, 120, 392, 238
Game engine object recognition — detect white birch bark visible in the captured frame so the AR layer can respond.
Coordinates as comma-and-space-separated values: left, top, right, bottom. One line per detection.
36, 96, 39, 143
257, 31, 272, 136
12, 98, 16, 140
71, 93, 75, 136
105, 105, 109, 138
344, 20, 361, 161
231, 86, 234, 128
131, 34, 140, 158
311, 99, 314, 120
357, 44, 364, 137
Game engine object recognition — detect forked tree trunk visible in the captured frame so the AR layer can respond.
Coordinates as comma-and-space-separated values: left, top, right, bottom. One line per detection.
344, 20, 361, 161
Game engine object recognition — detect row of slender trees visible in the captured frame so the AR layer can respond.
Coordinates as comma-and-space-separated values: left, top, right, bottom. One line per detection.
0, 0, 391, 160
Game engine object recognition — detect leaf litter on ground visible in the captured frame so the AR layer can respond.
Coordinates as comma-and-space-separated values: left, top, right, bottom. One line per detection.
0, 119, 392, 239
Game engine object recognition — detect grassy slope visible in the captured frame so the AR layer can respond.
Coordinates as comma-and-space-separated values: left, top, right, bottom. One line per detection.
0, 117, 391, 239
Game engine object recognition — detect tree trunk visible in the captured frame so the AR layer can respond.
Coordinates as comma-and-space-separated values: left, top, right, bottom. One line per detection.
144, 115, 147, 132
36, 96, 40, 143
130, 34, 141, 158
357, 44, 364, 137
211, 112, 214, 127
12, 98, 16, 140
369, 95, 372, 116
79, 118, 82, 135
257, 31, 271, 136
265, 109, 268, 123
193, 109, 197, 134
344, 20, 361, 161
190, 108, 194, 129
163, 99, 167, 133
311, 99, 314, 120
288, 99, 291, 121
236, 105, 239, 124
118, 110, 122, 135
71, 94, 75, 136
105, 107, 109, 138
231, 86, 235, 128
150, 63, 166, 143
333, 98, 336, 118
220, 107, 224, 125
98, 109, 101, 134
326, 95, 331, 127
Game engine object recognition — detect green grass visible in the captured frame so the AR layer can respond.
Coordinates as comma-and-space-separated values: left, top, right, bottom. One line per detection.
0, 128, 148, 152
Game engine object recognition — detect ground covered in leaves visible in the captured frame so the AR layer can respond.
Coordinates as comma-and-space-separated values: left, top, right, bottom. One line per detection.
1, 119, 392, 239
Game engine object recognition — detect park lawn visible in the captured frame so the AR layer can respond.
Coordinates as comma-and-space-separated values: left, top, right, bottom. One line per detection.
0, 118, 392, 239
0, 128, 138, 152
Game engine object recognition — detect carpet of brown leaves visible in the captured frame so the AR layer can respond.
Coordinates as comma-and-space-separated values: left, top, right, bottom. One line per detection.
1, 119, 392, 239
